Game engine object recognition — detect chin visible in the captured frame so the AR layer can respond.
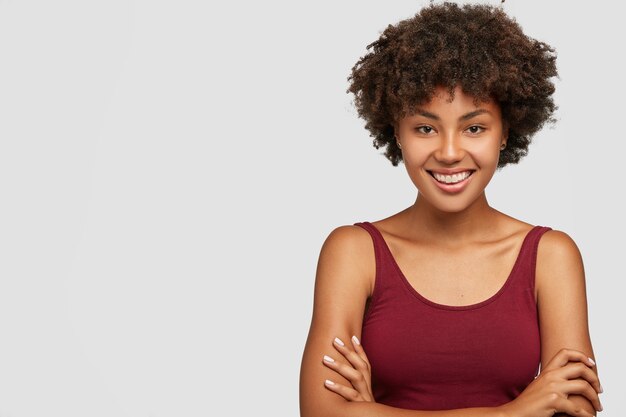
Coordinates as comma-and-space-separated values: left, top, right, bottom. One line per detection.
435, 202, 475, 214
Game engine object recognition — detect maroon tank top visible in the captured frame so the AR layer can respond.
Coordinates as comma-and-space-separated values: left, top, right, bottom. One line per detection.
354, 221, 552, 410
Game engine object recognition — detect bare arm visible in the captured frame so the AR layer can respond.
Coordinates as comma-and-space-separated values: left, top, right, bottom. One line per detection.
536, 230, 602, 416
299, 225, 504, 417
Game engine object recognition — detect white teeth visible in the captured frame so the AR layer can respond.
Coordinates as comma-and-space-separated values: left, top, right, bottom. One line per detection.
432, 171, 472, 184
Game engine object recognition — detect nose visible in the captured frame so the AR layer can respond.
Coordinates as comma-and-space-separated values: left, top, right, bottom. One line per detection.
434, 131, 464, 164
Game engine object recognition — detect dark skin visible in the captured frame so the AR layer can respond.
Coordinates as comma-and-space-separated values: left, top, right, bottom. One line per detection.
300, 86, 602, 417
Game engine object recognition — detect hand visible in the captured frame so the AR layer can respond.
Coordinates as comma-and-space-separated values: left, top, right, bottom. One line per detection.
501, 348, 603, 417
322, 335, 375, 402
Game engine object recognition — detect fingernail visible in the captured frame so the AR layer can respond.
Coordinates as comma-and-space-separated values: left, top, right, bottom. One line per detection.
334, 337, 344, 346
325, 379, 335, 386
323, 355, 335, 363
588, 357, 596, 366
599, 383, 604, 393
352, 335, 360, 345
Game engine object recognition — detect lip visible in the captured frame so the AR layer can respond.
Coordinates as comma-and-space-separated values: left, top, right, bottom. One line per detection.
427, 170, 475, 193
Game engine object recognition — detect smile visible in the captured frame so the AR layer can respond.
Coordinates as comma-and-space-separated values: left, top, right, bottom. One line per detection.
427, 170, 475, 193
428, 170, 474, 184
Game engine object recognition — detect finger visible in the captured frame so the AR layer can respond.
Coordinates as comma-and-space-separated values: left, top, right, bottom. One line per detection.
350, 335, 374, 400
553, 396, 596, 417
350, 335, 372, 369
333, 337, 370, 375
557, 362, 602, 393
323, 354, 373, 401
323, 354, 363, 382
543, 348, 596, 372
559, 379, 603, 412
324, 379, 364, 402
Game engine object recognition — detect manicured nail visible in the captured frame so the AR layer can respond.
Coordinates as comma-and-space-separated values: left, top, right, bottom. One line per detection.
325, 379, 335, 386
599, 383, 604, 393
352, 335, 360, 345
588, 357, 596, 366
334, 337, 344, 346
323, 355, 335, 363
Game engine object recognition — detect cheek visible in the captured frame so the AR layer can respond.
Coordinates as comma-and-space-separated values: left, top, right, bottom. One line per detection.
400, 144, 432, 165
402, 151, 432, 187
466, 141, 501, 166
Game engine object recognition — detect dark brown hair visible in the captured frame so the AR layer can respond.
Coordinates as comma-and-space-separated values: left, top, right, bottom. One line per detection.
347, 2, 558, 168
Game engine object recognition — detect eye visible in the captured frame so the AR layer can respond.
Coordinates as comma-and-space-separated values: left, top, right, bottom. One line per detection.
466, 125, 485, 135
415, 125, 435, 135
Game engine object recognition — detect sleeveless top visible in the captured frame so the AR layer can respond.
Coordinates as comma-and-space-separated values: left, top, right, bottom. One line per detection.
354, 221, 552, 411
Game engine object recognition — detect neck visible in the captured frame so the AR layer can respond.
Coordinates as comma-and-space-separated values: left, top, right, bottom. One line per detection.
403, 192, 499, 247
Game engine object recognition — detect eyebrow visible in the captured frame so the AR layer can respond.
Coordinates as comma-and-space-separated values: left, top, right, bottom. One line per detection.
415, 109, 492, 121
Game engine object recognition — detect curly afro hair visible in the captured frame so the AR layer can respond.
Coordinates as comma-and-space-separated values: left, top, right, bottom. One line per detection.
346, 2, 558, 169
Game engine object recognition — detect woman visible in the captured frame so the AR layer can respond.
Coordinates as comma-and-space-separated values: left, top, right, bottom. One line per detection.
299, 2, 602, 417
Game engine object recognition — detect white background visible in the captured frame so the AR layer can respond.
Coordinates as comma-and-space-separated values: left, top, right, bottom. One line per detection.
0, 0, 622, 416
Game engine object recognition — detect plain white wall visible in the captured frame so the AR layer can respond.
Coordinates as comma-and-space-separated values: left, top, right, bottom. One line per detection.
0, 0, 621, 416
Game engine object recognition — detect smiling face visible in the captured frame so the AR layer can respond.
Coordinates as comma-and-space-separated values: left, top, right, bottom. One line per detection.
395, 85, 508, 214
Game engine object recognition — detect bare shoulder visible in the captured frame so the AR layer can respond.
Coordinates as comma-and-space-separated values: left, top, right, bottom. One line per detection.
322, 224, 374, 254
538, 228, 582, 254
536, 228, 586, 300
537, 229, 584, 274
318, 224, 376, 296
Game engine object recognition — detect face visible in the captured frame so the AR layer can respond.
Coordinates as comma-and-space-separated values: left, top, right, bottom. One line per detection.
395, 85, 507, 213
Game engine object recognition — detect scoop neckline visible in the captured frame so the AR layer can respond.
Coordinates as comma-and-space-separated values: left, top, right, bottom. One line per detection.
362, 221, 541, 311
